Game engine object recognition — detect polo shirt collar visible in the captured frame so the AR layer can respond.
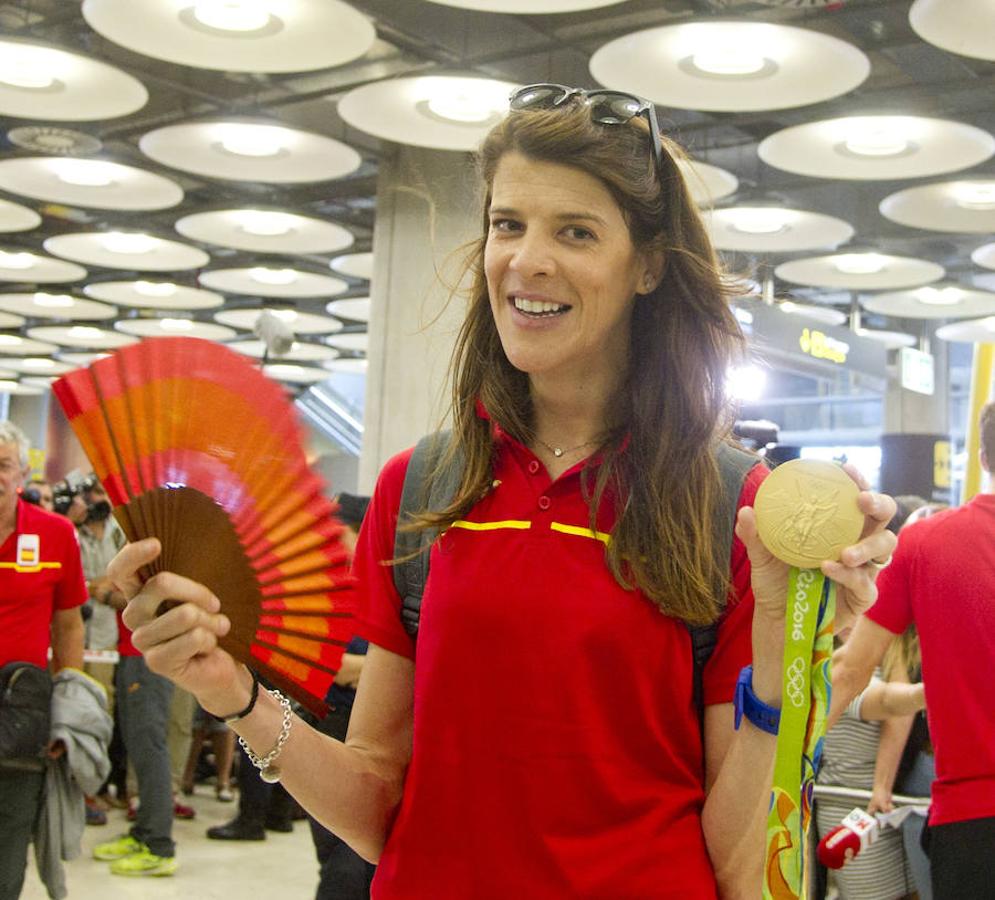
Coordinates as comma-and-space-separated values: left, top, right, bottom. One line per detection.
474, 398, 628, 473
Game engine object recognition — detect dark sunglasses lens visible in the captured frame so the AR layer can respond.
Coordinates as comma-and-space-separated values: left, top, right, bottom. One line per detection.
588, 93, 644, 125
510, 85, 566, 111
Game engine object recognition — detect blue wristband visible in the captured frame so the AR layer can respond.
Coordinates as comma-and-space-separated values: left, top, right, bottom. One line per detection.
734, 665, 780, 735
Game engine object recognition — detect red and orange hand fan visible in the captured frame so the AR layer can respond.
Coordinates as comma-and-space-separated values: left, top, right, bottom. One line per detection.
52, 336, 355, 715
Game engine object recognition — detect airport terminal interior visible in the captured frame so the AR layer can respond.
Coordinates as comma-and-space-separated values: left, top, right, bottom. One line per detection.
1, 0, 994, 897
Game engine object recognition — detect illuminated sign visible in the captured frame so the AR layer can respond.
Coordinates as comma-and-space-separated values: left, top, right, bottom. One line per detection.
899, 346, 935, 396
799, 328, 849, 365
934, 440, 951, 488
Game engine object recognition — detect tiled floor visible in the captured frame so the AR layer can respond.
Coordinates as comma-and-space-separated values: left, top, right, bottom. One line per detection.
21, 787, 321, 899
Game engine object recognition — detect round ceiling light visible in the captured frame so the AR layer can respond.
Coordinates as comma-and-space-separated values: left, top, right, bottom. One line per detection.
972, 243, 995, 271
325, 332, 368, 353
758, 116, 995, 180
880, 180, 995, 233
115, 318, 237, 341
56, 351, 111, 366
81, 0, 376, 74
0, 334, 60, 355
227, 339, 337, 362
0, 38, 148, 121
0, 357, 74, 375
705, 206, 854, 253
175, 209, 353, 254
0, 292, 116, 320
0, 157, 183, 211
0, 312, 25, 329
935, 315, 995, 343
676, 159, 738, 207
775, 253, 944, 291
44, 232, 209, 271
214, 307, 342, 334
861, 284, 995, 319
84, 281, 224, 311
325, 297, 370, 323
338, 76, 519, 151
0, 381, 45, 396
910, 0, 995, 61
589, 22, 869, 112
329, 253, 372, 281
322, 357, 367, 374
263, 363, 329, 384
0, 199, 42, 233
0, 249, 86, 283
27, 324, 138, 349
777, 302, 847, 326
424, 0, 627, 10
854, 328, 918, 350
139, 120, 361, 183
199, 267, 348, 298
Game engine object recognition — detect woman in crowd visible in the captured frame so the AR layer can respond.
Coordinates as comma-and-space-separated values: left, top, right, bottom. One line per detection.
109, 86, 895, 898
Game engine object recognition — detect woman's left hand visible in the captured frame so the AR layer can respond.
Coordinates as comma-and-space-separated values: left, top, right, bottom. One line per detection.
736, 463, 897, 631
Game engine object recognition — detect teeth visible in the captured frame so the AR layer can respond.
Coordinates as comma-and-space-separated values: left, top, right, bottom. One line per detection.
513, 296, 567, 314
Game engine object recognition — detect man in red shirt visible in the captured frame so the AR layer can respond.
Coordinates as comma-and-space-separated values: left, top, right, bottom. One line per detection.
832, 400, 995, 900
0, 421, 86, 900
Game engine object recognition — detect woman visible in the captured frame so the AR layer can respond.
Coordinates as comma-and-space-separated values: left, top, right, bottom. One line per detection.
815, 638, 926, 900
109, 86, 896, 898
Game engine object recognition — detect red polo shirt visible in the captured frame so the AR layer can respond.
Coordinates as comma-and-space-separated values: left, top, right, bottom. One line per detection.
867, 494, 995, 826
356, 425, 766, 899
0, 498, 87, 669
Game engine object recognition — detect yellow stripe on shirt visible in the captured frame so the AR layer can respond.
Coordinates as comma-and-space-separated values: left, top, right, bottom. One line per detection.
549, 522, 612, 545
450, 519, 532, 532
0, 561, 63, 573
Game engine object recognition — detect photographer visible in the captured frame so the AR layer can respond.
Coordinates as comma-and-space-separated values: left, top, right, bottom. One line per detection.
22, 478, 54, 513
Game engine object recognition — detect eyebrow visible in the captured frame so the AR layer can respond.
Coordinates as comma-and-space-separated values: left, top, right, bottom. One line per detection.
488, 206, 609, 228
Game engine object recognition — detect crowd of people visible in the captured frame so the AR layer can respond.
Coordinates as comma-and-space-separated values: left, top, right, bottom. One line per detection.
1, 85, 992, 900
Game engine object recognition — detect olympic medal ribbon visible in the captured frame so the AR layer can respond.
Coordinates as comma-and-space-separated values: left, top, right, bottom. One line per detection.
763, 568, 834, 900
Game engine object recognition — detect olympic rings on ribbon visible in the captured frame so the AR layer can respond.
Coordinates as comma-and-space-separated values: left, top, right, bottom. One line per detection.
786, 656, 807, 708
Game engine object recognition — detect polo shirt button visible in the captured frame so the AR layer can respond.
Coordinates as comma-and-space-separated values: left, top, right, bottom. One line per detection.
527, 460, 540, 475
538, 495, 551, 510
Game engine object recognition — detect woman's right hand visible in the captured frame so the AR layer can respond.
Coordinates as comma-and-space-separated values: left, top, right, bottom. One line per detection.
107, 538, 248, 714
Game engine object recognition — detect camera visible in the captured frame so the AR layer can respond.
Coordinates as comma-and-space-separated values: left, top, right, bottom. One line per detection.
52, 481, 80, 516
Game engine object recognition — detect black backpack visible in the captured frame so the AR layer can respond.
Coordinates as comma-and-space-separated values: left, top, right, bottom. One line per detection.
0, 661, 52, 770
392, 432, 757, 721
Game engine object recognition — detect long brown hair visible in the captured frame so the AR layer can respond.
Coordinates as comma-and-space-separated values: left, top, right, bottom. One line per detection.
412, 102, 746, 626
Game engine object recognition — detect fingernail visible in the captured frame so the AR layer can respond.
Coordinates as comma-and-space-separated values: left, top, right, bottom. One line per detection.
208, 595, 221, 613
216, 615, 230, 635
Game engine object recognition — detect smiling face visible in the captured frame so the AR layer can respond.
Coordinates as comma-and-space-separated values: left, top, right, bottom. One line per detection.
484, 152, 658, 388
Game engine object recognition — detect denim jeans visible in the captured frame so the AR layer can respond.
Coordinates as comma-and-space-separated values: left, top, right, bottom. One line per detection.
899, 750, 934, 900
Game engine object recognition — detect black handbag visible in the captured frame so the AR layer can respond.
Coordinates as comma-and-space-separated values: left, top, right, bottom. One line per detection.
0, 661, 52, 767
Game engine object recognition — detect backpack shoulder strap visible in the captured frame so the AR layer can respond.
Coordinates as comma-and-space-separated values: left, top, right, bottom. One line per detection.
393, 430, 461, 638
688, 442, 761, 720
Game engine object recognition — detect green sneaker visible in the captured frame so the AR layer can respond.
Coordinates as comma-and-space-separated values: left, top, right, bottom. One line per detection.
93, 834, 146, 861
110, 850, 177, 877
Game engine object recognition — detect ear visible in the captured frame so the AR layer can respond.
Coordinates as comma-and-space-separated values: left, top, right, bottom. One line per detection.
636, 247, 666, 296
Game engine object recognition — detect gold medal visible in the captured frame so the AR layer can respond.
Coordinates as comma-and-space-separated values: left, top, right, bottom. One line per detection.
754, 459, 863, 568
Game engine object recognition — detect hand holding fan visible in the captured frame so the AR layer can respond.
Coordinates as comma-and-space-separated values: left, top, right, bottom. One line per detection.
52, 337, 355, 715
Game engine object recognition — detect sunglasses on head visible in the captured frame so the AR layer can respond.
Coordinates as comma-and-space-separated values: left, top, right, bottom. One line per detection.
508, 83, 665, 182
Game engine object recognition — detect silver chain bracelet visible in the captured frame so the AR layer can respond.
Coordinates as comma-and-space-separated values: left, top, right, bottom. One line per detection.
238, 689, 293, 784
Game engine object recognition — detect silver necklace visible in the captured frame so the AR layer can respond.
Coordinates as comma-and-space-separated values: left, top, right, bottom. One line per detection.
535, 436, 600, 459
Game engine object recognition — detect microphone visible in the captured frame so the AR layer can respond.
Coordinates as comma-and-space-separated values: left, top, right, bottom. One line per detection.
254, 309, 295, 358
817, 808, 879, 869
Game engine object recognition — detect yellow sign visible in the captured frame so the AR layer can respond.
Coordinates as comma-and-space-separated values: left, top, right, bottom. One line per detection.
28, 447, 45, 480
934, 440, 951, 489
799, 328, 849, 365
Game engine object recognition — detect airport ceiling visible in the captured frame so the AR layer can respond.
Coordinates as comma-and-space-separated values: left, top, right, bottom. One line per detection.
0, 0, 994, 391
